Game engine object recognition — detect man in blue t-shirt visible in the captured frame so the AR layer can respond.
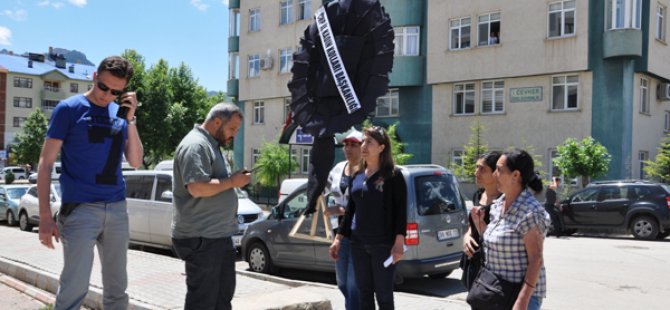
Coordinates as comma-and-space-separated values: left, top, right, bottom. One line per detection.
37, 56, 143, 310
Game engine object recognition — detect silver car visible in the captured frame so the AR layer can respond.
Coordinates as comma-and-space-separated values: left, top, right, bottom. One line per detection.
241, 165, 468, 283
0, 184, 30, 226
123, 170, 264, 250
17, 184, 61, 231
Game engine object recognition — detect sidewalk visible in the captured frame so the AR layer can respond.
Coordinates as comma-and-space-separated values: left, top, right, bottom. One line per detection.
0, 226, 468, 309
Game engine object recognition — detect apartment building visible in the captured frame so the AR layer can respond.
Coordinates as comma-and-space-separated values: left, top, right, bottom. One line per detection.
228, 0, 433, 173
428, 0, 670, 180
0, 52, 96, 154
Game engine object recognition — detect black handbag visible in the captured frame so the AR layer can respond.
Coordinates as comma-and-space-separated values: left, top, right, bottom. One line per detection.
466, 266, 522, 310
459, 249, 482, 290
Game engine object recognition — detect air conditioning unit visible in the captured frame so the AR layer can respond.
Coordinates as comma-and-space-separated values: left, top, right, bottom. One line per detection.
260, 57, 273, 70
658, 83, 670, 101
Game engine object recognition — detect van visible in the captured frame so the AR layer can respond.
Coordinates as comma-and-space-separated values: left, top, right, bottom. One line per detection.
278, 178, 308, 203
123, 170, 264, 250
242, 165, 469, 283
0, 166, 28, 180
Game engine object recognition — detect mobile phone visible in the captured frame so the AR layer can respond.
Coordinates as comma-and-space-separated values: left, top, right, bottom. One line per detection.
116, 94, 129, 119
244, 167, 258, 174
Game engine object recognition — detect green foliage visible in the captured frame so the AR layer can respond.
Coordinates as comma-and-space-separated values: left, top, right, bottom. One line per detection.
253, 142, 298, 189
553, 137, 611, 187
644, 132, 670, 182
4, 171, 15, 184
451, 118, 487, 181
14, 109, 49, 167
361, 120, 413, 165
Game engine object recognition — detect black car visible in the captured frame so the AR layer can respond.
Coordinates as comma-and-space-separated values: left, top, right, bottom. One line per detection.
558, 180, 670, 240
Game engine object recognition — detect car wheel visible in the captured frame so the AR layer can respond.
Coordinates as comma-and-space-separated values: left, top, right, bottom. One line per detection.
630, 216, 659, 240
247, 242, 273, 274
19, 211, 33, 232
428, 271, 453, 279
6, 211, 16, 226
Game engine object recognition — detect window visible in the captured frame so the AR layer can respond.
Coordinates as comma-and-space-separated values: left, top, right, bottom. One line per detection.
571, 187, 599, 203
70, 83, 78, 93
249, 8, 260, 32
478, 12, 501, 46
639, 151, 649, 179
124, 175, 154, 200
13, 97, 32, 108
13, 117, 27, 127
665, 111, 670, 132
301, 149, 310, 174
284, 97, 292, 121
481, 81, 504, 114
454, 83, 475, 115
450, 17, 471, 50
298, 0, 311, 20
657, 4, 667, 41
44, 81, 60, 92
394, 26, 420, 56
606, 0, 641, 30
230, 9, 240, 36
248, 54, 260, 77
13, 77, 33, 88
451, 150, 463, 167
375, 89, 399, 117
279, 48, 293, 73
229, 52, 239, 80
280, 0, 293, 25
252, 148, 260, 166
42, 99, 59, 112
155, 175, 172, 202
549, 1, 576, 37
290, 148, 298, 172
552, 75, 579, 110
253, 101, 265, 124
640, 78, 650, 114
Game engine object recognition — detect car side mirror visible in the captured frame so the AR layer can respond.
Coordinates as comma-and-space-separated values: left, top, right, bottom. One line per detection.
270, 206, 279, 219
161, 191, 173, 202
0, 193, 6, 201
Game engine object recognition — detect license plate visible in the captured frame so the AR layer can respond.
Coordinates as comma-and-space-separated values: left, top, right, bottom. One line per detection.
437, 228, 459, 241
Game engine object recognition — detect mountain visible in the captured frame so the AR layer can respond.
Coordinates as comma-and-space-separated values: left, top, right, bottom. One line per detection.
51, 48, 95, 66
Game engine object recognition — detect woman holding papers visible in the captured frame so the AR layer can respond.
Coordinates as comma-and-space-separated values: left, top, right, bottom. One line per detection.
329, 126, 407, 310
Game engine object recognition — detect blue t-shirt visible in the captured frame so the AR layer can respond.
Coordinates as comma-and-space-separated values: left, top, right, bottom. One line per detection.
47, 94, 128, 203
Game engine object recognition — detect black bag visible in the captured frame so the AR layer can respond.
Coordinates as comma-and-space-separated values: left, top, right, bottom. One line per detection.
466, 266, 523, 310
459, 250, 482, 290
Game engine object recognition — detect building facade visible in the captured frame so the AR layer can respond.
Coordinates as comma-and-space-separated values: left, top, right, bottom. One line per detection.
428, 0, 670, 181
228, 0, 433, 173
0, 52, 95, 159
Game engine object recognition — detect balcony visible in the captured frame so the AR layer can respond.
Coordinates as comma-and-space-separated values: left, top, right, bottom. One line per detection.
229, 0, 239, 9
603, 29, 642, 59
389, 56, 425, 87
229, 36, 239, 52
227, 79, 239, 98
40, 87, 68, 101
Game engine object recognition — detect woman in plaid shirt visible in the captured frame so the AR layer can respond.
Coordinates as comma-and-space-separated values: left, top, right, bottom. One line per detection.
472, 150, 550, 310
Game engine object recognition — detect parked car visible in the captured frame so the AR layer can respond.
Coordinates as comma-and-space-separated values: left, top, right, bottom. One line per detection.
0, 166, 28, 180
154, 160, 173, 171
123, 170, 264, 250
241, 165, 468, 283
0, 184, 30, 226
28, 162, 62, 184
278, 178, 308, 203
558, 180, 670, 240
17, 183, 61, 231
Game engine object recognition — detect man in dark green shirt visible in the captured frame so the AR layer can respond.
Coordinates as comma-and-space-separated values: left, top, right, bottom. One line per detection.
172, 103, 251, 310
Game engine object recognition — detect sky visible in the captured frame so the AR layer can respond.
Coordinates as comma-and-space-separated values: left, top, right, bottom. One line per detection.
0, 0, 231, 92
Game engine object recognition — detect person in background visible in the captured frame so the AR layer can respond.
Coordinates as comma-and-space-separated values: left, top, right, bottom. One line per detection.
472, 150, 550, 310
544, 177, 563, 237
324, 128, 363, 310
329, 126, 407, 310
461, 151, 502, 289
172, 103, 251, 310
37, 56, 143, 310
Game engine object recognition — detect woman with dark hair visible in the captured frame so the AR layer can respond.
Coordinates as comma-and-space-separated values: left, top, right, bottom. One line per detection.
471, 150, 550, 310
461, 151, 502, 289
329, 126, 407, 310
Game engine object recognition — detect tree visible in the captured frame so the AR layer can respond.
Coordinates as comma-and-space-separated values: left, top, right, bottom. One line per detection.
253, 142, 297, 190
14, 109, 49, 168
450, 118, 487, 182
169, 63, 208, 144
553, 137, 611, 188
644, 131, 670, 182
139, 59, 173, 167
361, 120, 413, 165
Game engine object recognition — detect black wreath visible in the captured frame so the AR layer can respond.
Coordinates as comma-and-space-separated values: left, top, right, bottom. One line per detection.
284, 0, 394, 213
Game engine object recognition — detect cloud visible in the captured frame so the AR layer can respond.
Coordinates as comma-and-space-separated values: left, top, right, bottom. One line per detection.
191, 0, 209, 11
1, 9, 28, 21
68, 0, 87, 7
0, 26, 12, 46
38, 1, 65, 9
221, 0, 229, 8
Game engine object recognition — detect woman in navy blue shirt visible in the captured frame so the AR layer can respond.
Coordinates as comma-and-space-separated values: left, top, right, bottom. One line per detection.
329, 126, 407, 310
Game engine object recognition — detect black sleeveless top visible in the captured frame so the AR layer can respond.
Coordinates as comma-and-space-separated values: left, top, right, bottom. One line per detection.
468, 189, 500, 243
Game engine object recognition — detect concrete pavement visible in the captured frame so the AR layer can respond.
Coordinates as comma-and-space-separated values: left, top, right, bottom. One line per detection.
0, 226, 468, 309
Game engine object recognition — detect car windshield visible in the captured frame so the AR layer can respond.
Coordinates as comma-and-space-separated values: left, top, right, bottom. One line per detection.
415, 173, 464, 215
6, 187, 28, 199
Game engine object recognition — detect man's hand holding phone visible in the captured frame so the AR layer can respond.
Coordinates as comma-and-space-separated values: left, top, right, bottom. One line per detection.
116, 92, 138, 121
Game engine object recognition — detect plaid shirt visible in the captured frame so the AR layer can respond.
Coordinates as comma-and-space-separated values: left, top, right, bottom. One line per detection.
483, 189, 550, 298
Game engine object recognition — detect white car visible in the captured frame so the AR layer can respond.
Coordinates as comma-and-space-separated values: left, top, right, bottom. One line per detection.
0, 166, 28, 180
17, 184, 61, 231
123, 170, 264, 250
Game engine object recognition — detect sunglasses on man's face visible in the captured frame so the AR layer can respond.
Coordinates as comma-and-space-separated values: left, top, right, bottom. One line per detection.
96, 80, 124, 96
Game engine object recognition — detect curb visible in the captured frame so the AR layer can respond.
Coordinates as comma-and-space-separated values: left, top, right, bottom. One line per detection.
0, 273, 55, 306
